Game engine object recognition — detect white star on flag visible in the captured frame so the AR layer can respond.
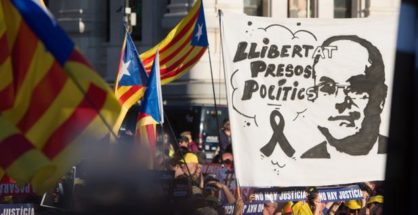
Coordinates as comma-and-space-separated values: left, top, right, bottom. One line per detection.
118, 60, 131, 81
195, 23, 203, 41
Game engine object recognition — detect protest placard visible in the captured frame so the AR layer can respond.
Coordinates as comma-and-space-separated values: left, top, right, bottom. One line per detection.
221, 12, 397, 186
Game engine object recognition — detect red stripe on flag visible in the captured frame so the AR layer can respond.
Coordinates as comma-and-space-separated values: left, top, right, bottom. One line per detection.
159, 33, 193, 66
0, 134, 34, 168
0, 33, 9, 64
11, 22, 38, 89
145, 124, 157, 154
160, 48, 206, 79
141, 11, 199, 66
0, 84, 14, 111
42, 84, 107, 159
67, 50, 93, 69
146, 24, 194, 70
137, 112, 149, 120
160, 47, 194, 72
17, 61, 68, 133
118, 85, 142, 104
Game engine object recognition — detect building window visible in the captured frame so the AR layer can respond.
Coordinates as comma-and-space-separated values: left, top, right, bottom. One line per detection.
334, 0, 352, 18
244, 0, 263, 16
288, 0, 318, 18
127, 0, 142, 41
334, 0, 370, 18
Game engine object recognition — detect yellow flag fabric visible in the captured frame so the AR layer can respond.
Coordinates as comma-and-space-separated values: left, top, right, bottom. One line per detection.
0, 0, 120, 193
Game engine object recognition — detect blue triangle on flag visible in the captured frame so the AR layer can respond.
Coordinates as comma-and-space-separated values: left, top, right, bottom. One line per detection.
140, 51, 163, 124
191, 1, 208, 47
118, 33, 148, 86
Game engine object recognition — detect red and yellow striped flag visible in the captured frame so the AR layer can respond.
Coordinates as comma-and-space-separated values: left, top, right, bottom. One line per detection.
0, 0, 120, 193
140, 0, 208, 85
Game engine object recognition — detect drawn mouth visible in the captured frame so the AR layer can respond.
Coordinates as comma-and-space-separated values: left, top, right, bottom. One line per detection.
328, 112, 361, 127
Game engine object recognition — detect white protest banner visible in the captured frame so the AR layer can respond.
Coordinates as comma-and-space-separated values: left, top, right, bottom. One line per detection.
221, 12, 397, 187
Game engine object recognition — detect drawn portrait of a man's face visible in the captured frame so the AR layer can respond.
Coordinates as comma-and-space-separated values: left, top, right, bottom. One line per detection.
310, 36, 388, 156
314, 40, 370, 139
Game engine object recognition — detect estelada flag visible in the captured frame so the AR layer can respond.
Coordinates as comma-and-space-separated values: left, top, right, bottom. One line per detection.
114, 32, 148, 133
140, 0, 208, 85
0, 0, 120, 193
136, 50, 163, 155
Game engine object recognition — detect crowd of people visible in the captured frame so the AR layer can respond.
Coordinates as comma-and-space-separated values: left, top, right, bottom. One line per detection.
0, 118, 385, 215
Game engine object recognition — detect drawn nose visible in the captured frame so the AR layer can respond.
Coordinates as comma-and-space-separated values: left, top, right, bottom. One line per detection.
335, 96, 355, 114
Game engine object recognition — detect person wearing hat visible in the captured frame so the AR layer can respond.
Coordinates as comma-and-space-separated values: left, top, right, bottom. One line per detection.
173, 152, 204, 189
366, 195, 383, 215
344, 200, 362, 215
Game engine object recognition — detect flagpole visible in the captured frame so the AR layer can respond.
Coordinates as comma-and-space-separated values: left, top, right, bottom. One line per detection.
218, 10, 243, 214
207, 45, 223, 155
218, 9, 229, 108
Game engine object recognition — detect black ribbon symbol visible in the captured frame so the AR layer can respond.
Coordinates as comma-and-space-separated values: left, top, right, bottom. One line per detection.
260, 110, 295, 158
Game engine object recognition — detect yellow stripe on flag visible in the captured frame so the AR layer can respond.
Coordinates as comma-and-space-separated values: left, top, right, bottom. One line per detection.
113, 88, 145, 134
0, 58, 12, 91
137, 115, 158, 127
1, 0, 22, 48
2, 41, 54, 123
25, 80, 85, 148
115, 85, 136, 99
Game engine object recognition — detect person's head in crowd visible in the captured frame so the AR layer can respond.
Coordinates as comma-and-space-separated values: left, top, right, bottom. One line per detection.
181, 131, 193, 144
173, 152, 198, 174
177, 153, 203, 187
181, 130, 200, 153
293, 187, 321, 214
359, 182, 373, 196
178, 135, 190, 149
306, 187, 321, 212
263, 201, 278, 215
344, 200, 362, 215
221, 152, 234, 171
371, 181, 384, 196
203, 175, 221, 200
281, 201, 293, 215
367, 195, 383, 215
